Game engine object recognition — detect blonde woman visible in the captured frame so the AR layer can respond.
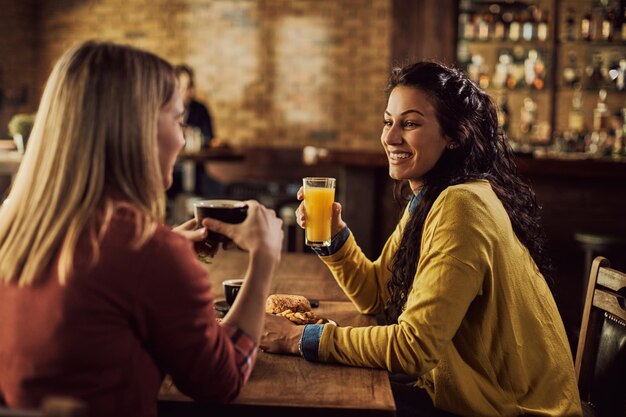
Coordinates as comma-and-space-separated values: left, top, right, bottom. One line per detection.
0, 40, 283, 417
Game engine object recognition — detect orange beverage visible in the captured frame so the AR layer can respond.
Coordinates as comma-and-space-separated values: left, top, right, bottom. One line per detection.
303, 177, 336, 247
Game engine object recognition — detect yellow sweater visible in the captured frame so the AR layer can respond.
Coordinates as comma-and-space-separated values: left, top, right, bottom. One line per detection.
319, 181, 582, 417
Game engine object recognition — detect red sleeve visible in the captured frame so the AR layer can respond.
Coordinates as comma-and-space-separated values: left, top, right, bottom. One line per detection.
133, 226, 256, 403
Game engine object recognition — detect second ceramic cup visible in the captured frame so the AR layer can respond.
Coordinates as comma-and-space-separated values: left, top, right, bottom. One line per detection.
223, 279, 244, 305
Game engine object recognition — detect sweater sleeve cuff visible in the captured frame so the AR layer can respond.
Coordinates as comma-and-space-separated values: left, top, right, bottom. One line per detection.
310, 227, 351, 257
298, 324, 324, 362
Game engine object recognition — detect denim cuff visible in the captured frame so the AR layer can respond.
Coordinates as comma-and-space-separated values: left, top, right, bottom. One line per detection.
298, 324, 324, 362
310, 227, 350, 257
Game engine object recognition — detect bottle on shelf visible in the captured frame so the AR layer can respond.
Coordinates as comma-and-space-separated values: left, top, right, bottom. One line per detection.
491, 4, 506, 41
586, 53, 608, 89
562, 50, 582, 87
564, 7, 577, 41
492, 52, 511, 89
564, 87, 587, 153
533, 52, 546, 90
496, 92, 510, 136
536, 9, 549, 42
463, 12, 477, 40
502, 10, 513, 40
600, 7, 615, 41
520, 95, 538, 146
467, 54, 490, 89
524, 49, 546, 90
522, 8, 535, 41
477, 12, 491, 41
593, 89, 610, 132
509, 11, 521, 41
569, 87, 586, 135
581, 8, 594, 41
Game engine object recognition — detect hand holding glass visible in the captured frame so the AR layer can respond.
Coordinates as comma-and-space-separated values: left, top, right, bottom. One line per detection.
302, 177, 336, 247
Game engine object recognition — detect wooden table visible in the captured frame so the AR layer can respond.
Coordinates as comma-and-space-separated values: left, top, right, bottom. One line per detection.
158, 251, 396, 417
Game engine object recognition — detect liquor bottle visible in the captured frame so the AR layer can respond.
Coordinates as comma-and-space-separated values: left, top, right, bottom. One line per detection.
502, 10, 513, 40
568, 88, 585, 134
467, 54, 485, 85
586, 53, 607, 89
533, 53, 546, 90
509, 11, 521, 41
601, 8, 615, 41
581, 9, 594, 41
522, 9, 535, 41
536, 9, 549, 42
593, 89, 609, 132
492, 52, 511, 89
477, 13, 490, 41
492, 6, 506, 41
568, 88, 586, 152
563, 50, 582, 87
464, 12, 476, 40
565, 8, 577, 41
524, 49, 538, 88
520, 96, 537, 139
496, 92, 510, 136
616, 59, 626, 91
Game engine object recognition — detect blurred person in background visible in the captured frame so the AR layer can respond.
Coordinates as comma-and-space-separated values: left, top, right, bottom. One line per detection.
169, 64, 225, 206
175, 64, 214, 143
260, 61, 581, 417
0, 40, 283, 417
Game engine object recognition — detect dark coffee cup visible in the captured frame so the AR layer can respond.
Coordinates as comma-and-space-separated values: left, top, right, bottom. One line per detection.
194, 200, 248, 257
223, 279, 244, 305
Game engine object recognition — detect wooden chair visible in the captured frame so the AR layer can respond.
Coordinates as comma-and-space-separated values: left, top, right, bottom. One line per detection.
575, 256, 626, 417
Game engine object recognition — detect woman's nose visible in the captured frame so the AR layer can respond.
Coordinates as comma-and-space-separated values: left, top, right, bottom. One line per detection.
383, 125, 402, 145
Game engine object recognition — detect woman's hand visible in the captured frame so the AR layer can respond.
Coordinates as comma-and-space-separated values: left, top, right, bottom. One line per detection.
260, 313, 304, 355
202, 200, 283, 259
295, 187, 347, 237
212, 202, 284, 342
172, 218, 207, 242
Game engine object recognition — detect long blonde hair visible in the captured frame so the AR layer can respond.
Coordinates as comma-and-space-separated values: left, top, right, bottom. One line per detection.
0, 40, 176, 286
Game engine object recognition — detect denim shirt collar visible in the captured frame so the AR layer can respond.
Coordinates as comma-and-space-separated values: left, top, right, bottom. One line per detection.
408, 189, 424, 214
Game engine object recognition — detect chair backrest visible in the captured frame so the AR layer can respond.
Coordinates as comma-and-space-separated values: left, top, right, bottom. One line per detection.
575, 256, 626, 417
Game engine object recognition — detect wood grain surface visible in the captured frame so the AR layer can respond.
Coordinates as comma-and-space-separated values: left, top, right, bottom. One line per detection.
159, 252, 396, 416
206, 250, 350, 302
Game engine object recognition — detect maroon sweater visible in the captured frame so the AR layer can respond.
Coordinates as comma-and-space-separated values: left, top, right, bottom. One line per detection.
0, 209, 252, 417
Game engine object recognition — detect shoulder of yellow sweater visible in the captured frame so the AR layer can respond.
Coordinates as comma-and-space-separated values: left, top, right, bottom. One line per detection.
436, 180, 498, 209
427, 180, 505, 232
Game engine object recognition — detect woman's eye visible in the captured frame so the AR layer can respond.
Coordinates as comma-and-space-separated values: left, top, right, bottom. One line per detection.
383, 119, 392, 127
404, 121, 419, 128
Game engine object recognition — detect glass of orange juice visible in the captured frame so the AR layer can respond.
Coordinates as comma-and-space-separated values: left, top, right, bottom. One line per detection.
303, 177, 336, 247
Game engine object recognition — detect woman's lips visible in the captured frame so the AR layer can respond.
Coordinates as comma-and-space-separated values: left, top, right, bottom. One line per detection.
388, 151, 413, 163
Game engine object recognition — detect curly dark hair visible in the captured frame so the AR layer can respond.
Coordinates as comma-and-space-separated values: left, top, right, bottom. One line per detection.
384, 61, 552, 323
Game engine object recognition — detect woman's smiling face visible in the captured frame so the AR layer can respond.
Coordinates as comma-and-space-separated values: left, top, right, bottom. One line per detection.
381, 85, 450, 192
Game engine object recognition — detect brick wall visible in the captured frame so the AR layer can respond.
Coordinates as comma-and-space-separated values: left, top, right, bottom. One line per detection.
0, 0, 39, 138
0, 0, 391, 150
